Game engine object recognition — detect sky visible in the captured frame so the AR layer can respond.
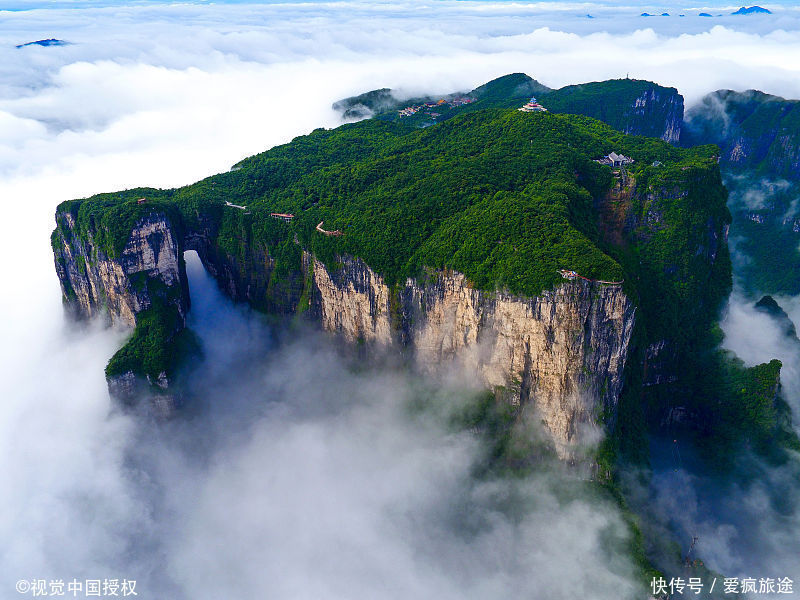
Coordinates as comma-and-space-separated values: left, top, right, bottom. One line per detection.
1, 1, 800, 597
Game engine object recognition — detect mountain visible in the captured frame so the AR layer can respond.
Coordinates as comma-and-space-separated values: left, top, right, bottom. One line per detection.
755, 295, 798, 339
684, 89, 800, 295
542, 79, 683, 143
331, 73, 551, 126
333, 73, 684, 143
469, 72, 551, 103
684, 89, 800, 178
732, 6, 771, 15
15, 38, 69, 49
52, 94, 734, 458
331, 88, 395, 120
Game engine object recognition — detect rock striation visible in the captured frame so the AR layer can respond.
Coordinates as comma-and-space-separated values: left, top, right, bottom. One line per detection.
52, 210, 188, 326
52, 207, 189, 411
312, 256, 635, 454
53, 207, 636, 451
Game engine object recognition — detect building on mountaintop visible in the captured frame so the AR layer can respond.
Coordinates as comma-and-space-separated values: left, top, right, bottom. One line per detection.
518, 97, 547, 112
595, 152, 634, 167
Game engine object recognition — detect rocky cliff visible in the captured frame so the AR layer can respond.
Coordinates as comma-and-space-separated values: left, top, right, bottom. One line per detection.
52, 202, 191, 412
50, 96, 730, 458
313, 256, 634, 454
53, 205, 635, 452
631, 87, 683, 143
52, 208, 188, 326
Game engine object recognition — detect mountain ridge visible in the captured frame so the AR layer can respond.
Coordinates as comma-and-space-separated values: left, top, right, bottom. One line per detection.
333, 73, 684, 143
52, 87, 730, 459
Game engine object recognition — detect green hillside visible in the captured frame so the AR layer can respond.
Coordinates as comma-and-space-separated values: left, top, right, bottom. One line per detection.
333, 73, 682, 140
58, 109, 718, 301
685, 89, 800, 295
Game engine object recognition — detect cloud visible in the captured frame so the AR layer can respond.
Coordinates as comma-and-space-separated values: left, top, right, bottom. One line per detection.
3, 1, 800, 596
726, 177, 793, 212
0, 251, 646, 599
636, 448, 800, 587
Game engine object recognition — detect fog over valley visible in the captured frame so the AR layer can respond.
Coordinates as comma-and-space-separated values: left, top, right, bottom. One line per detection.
2, 1, 800, 598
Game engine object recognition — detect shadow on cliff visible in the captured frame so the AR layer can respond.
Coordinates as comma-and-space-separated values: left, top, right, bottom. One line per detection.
619, 290, 800, 593
36, 250, 646, 599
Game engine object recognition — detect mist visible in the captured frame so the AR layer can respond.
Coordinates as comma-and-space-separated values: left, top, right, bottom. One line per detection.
3, 1, 800, 597
632, 291, 800, 591
623, 163, 800, 593
0, 251, 647, 598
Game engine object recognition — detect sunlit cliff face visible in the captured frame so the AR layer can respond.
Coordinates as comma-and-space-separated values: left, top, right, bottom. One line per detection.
0, 249, 645, 599
2, 1, 800, 597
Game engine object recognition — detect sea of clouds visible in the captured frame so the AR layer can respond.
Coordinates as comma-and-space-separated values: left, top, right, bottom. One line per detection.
2, 1, 800, 598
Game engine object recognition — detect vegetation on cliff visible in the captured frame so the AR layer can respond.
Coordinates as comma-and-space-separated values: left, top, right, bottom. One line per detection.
54, 89, 730, 411
684, 90, 800, 296
694, 353, 792, 463
542, 79, 682, 140
54, 191, 179, 260
105, 298, 200, 382
335, 73, 683, 141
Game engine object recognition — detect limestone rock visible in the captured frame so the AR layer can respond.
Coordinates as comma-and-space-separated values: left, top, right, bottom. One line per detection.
311, 256, 635, 454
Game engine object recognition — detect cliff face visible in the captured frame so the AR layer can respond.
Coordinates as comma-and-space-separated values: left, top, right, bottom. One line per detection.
630, 87, 683, 144
52, 207, 190, 411
53, 207, 636, 451
52, 210, 188, 326
543, 80, 685, 144
595, 165, 731, 389
684, 89, 800, 177
312, 255, 635, 454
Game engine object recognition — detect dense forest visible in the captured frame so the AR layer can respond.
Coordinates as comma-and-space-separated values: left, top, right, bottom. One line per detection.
53, 77, 797, 468
335, 72, 682, 140
56, 108, 721, 307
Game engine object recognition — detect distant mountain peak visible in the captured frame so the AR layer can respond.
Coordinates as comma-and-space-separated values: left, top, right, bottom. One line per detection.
470, 73, 551, 100
732, 6, 771, 15
755, 296, 798, 339
15, 38, 69, 49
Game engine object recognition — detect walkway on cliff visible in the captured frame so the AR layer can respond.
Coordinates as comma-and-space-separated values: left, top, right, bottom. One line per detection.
559, 269, 623, 285
316, 221, 343, 236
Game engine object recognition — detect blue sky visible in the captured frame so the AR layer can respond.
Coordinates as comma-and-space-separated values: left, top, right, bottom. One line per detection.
0, 0, 795, 11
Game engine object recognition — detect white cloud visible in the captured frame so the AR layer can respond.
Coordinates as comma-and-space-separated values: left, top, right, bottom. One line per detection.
722, 293, 800, 426
3, 1, 800, 596
0, 251, 646, 599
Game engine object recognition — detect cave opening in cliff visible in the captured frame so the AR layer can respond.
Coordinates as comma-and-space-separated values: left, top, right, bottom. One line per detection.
122, 251, 645, 599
